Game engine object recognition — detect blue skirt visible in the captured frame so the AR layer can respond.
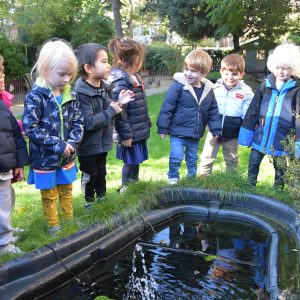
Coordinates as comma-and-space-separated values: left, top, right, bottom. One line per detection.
116, 141, 148, 165
28, 161, 78, 190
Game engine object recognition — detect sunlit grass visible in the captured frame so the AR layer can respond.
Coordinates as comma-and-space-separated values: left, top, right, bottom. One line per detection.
1, 88, 293, 263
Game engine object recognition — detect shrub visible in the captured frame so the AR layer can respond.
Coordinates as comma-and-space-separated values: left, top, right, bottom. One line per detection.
144, 42, 182, 74
0, 35, 28, 79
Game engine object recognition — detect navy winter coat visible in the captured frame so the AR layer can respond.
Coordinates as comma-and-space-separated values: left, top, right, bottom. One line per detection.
238, 73, 300, 156
156, 73, 221, 139
109, 68, 151, 143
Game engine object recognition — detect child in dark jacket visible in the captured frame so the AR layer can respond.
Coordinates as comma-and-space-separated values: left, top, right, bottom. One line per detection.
22, 40, 84, 236
74, 43, 134, 208
157, 49, 221, 184
0, 54, 29, 254
238, 43, 300, 188
108, 37, 151, 192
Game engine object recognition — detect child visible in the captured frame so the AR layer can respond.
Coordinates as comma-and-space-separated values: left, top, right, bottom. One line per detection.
199, 54, 253, 176
108, 37, 151, 192
0, 54, 29, 254
74, 43, 134, 208
238, 43, 300, 188
157, 49, 221, 184
22, 39, 84, 236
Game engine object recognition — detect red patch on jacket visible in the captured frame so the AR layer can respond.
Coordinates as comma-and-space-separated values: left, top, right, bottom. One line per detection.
236, 93, 244, 100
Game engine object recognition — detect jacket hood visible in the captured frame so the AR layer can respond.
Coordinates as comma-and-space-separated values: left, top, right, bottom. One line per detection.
173, 72, 214, 104
75, 77, 110, 97
214, 78, 253, 94
34, 78, 75, 104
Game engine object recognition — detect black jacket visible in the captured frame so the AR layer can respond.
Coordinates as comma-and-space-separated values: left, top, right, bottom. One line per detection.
0, 100, 29, 172
109, 68, 151, 143
75, 78, 117, 156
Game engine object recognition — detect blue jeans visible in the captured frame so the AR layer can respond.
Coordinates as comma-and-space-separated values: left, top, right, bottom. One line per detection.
248, 148, 286, 188
168, 136, 199, 180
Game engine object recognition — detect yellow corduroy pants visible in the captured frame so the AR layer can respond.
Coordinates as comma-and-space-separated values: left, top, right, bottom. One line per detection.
40, 184, 73, 227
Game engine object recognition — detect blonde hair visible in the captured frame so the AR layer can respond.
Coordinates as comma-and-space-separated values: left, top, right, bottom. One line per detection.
184, 49, 212, 76
267, 43, 300, 76
108, 37, 144, 73
0, 54, 4, 73
221, 53, 245, 73
32, 39, 78, 87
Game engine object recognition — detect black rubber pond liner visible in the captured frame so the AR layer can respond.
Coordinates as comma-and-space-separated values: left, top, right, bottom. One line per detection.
0, 188, 299, 300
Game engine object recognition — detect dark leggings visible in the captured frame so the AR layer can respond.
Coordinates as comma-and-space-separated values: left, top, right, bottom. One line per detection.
122, 164, 140, 185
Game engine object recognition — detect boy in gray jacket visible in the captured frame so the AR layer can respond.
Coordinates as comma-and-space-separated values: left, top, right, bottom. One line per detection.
199, 54, 253, 176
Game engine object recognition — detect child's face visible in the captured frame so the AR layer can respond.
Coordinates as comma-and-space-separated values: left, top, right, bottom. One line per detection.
220, 69, 243, 89
46, 57, 75, 93
273, 66, 292, 83
184, 66, 204, 87
89, 49, 111, 81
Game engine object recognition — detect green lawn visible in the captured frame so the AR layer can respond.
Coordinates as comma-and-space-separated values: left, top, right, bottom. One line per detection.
1, 86, 296, 263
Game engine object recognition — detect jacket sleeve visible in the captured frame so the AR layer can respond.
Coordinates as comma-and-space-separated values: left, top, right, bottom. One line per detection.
111, 79, 133, 141
156, 82, 180, 134
10, 111, 29, 167
22, 92, 67, 155
238, 84, 264, 146
78, 92, 116, 131
66, 98, 85, 149
207, 90, 222, 136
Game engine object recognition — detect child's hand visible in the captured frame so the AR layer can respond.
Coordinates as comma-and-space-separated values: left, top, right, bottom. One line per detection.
118, 90, 135, 107
13, 167, 24, 182
110, 101, 122, 114
121, 138, 132, 147
63, 143, 74, 156
160, 134, 166, 139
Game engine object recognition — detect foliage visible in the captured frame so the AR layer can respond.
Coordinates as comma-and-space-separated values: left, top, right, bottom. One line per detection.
9, 0, 114, 66
144, 42, 182, 74
144, 0, 216, 41
206, 0, 297, 51
288, 33, 300, 46
0, 35, 27, 79
279, 133, 300, 210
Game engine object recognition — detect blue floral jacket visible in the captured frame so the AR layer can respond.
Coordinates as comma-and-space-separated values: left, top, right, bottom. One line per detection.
22, 81, 84, 170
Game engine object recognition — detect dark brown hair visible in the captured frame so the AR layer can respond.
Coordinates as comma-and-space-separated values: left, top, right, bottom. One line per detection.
108, 37, 144, 73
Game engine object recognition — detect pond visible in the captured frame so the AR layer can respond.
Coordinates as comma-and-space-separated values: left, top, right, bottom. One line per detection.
44, 215, 270, 300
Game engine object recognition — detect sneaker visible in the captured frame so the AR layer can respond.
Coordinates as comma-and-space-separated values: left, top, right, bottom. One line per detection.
0, 243, 23, 255
48, 225, 62, 237
84, 201, 95, 209
168, 178, 178, 185
119, 186, 128, 194
11, 236, 19, 243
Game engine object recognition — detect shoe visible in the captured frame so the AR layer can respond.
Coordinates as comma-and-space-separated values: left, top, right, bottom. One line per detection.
84, 201, 95, 209
13, 227, 28, 234
48, 225, 62, 237
119, 186, 128, 194
11, 236, 19, 243
0, 243, 23, 255
95, 196, 106, 203
168, 178, 178, 185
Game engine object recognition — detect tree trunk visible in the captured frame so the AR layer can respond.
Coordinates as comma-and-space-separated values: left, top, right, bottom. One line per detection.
110, 0, 123, 37
232, 34, 240, 52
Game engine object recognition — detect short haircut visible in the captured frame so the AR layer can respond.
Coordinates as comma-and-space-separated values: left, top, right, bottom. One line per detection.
221, 53, 245, 73
184, 49, 212, 76
75, 43, 107, 79
267, 43, 300, 76
108, 37, 144, 72
32, 39, 78, 87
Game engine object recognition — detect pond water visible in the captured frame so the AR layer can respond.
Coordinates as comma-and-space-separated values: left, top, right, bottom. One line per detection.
44, 214, 271, 300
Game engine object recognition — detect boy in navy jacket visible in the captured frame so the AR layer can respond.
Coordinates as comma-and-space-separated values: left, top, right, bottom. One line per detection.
157, 49, 221, 185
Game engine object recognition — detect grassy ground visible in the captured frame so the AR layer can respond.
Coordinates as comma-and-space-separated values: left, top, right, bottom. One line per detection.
1, 76, 296, 263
